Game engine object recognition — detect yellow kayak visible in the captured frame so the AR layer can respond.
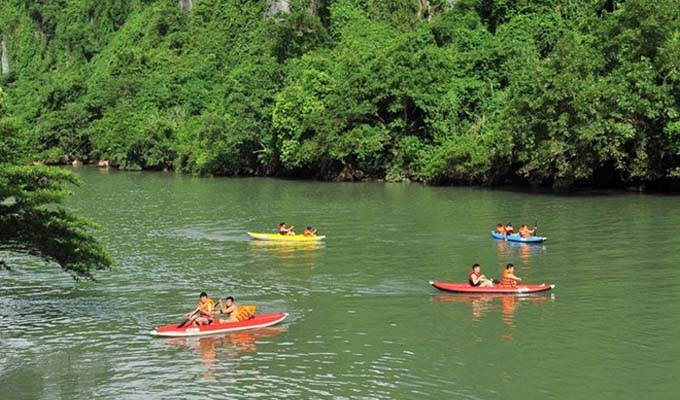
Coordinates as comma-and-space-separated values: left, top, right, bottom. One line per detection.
247, 232, 326, 242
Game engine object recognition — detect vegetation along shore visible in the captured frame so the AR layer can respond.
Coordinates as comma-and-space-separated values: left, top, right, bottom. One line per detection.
1, 0, 679, 193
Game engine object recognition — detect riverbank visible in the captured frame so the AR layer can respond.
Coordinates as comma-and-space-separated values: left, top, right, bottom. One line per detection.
59, 162, 680, 194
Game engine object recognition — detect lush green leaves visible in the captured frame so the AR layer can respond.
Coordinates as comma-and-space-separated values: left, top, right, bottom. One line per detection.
0, 88, 111, 278
0, 165, 112, 278
1, 0, 679, 189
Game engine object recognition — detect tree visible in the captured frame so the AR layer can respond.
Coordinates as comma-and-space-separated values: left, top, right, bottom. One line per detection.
0, 87, 111, 278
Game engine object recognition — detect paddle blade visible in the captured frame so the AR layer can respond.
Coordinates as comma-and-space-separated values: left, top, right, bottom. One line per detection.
176, 319, 190, 328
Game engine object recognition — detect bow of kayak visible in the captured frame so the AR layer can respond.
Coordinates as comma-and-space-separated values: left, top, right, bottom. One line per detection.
150, 313, 289, 337
430, 281, 555, 294
247, 232, 326, 242
491, 231, 546, 243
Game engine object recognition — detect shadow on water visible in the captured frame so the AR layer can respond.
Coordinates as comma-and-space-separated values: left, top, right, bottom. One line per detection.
461, 181, 666, 198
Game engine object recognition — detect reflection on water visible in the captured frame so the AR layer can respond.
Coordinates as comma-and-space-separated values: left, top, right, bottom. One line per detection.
434, 294, 553, 340
495, 240, 546, 260
248, 240, 325, 267
162, 327, 286, 378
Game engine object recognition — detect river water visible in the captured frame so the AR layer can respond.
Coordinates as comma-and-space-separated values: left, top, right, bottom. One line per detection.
1, 167, 678, 399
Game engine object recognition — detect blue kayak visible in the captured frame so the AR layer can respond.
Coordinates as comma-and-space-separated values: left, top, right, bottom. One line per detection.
491, 231, 546, 243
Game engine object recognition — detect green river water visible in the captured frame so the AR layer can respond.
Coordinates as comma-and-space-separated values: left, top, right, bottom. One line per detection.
1, 167, 679, 399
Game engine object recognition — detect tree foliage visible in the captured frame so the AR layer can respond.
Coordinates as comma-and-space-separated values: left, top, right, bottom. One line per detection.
0, 0, 678, 189
0, 87, 111, 278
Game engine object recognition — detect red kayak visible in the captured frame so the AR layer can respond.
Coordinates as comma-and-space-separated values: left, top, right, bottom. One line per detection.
430, 281, 554, 294
150, 313, 289, 337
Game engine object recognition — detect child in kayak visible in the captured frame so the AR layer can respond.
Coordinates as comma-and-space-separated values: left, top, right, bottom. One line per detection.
303, 226, 317, 236
184, 292, 215, 326
500, 264, 522, 287
496, 224, 506, 235
469, 263, 494, 287
278, 222, 295, 235
505, 223, 514, 235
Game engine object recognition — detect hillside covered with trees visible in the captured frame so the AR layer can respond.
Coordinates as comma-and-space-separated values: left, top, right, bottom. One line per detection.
1, 0, 679, 190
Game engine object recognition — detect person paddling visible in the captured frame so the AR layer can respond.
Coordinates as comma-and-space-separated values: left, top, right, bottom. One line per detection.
303, 226, 317, 236
216, 296, 239, 322
278, 222, 295, 236
500, 264, 522, 287
183, 292, 215, 326
215, 296, 256, 323
468, 263, 494, 287
518, 224, 537, 238
496, 224, 506, 235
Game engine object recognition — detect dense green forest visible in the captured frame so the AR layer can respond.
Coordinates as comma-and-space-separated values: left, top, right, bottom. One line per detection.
1, 0, 679, 190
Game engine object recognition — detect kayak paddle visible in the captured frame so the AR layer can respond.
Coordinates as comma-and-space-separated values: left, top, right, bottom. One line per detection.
534, 218, 538, 236
213, 299, 225, 316
177, 309, 200, 329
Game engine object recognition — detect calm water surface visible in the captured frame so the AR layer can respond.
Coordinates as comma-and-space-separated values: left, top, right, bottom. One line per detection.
1, 167, 679, 399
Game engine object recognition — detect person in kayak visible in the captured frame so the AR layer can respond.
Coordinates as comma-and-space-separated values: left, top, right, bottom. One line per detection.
505, 223, 514, 235
215, 296, 239, 322
278, 222, 295, 235
496, 224, 506, 235
518, 224, 537, 238
303, 226, 317, 236
184, 292, 215, 326
500, 264, 522, 287
469, 263, 494, 287
215, 296, 256, 323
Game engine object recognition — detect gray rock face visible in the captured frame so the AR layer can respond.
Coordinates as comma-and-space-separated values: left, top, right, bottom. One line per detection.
179, 0, 193, 11
418, 0, 431, 20
1, 34, 8, 74
267, 0, 290, 16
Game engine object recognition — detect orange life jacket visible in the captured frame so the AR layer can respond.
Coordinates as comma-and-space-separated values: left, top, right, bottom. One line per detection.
501, 270, 517, 287
236, 305, 257, 321
197, 299, 215, 317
